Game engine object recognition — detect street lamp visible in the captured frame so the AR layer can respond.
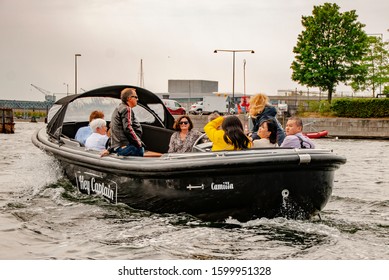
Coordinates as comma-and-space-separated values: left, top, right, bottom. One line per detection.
214, 49, 254, 113
243, 59, 247, 96
63, 83, 69, 96
75, 54, 81, 94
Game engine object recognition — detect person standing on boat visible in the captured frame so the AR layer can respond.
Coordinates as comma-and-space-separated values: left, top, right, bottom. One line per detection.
248, 93, 285, 145
75, 110, 104, 145
84, 118, 109, 151
280, 116, 315, 149
168, 115, 202, 153
204, 115, 251, 151
108, 88, 144, 156
252, 119, 278, 148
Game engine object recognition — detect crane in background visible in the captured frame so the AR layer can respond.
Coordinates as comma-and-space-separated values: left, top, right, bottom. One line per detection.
30, 84, 69, 102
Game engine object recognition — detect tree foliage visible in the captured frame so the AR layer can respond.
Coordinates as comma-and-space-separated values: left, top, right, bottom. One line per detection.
350, 36, 389, 97
291, 3, 369, 102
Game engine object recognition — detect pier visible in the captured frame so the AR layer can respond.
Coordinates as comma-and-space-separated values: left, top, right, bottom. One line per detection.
0, 99, 53, 120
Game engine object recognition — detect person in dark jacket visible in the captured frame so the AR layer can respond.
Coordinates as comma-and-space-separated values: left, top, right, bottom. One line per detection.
249, 93, 286, 145
104, 88, 144, 157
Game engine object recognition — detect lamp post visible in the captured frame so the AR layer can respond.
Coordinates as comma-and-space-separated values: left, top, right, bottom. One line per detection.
75, 54, 81, 94
214, 49, 254, 113
63, 83, 69, 96
243, 59, 247, 96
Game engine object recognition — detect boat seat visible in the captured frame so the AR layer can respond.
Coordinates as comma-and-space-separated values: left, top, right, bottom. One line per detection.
141, 123, 174, 154
59, 136, 82, 148
144, 150, 163, 157
62, 121, 89, 139
61, 121, 173, 153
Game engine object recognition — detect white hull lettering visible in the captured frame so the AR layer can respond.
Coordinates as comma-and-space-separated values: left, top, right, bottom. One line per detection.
77, 174, 115, 201
211, 182, 234, 190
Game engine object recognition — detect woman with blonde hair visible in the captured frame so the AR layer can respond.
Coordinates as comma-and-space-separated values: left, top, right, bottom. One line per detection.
249, 93, 285, 145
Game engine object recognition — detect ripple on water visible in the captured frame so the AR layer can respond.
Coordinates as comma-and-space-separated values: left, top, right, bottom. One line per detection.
1, 128, 388, 259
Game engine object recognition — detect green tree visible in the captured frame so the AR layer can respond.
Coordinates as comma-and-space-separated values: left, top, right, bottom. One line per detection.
291, 3, 369, 103
384, 85, 389, 97
350, 36, 389, 97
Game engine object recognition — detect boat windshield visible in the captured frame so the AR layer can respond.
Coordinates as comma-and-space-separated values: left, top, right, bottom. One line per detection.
62, 96, 163, 124
47, 104, 62, 123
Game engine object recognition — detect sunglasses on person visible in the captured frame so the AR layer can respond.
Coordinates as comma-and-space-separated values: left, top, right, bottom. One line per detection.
179, 121, 189, 125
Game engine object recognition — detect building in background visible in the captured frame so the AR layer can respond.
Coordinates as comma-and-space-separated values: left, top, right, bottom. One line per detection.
158, 79, 218, 110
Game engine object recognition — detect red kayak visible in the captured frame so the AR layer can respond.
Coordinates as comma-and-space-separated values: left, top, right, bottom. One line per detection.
303, 130, 328, 139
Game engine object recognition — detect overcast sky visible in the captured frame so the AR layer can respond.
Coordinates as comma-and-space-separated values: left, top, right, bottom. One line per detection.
1, 0, 388, 101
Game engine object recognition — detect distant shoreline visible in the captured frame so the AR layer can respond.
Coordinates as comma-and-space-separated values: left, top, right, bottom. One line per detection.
15, 116, 389, 140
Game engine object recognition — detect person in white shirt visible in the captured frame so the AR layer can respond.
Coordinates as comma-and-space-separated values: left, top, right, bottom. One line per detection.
85, 118, 109, 151
75, 110, 104, 145
253, 119, 278, 148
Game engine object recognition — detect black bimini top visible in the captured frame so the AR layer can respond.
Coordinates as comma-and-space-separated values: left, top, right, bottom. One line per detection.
46, 85, 175, 139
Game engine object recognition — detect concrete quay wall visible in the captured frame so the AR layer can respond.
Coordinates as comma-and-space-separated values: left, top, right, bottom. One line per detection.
299, 117, 389, 139
187, 115, 389, 139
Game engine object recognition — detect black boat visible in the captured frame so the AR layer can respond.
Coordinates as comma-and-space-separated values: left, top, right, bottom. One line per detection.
31, 85, 346, 222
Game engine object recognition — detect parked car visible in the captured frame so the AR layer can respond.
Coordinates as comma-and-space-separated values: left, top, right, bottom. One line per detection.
162, 99, 186, 115
189, 101, 204, 115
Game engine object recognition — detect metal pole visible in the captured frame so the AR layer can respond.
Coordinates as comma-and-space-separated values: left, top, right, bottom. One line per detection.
378, 34, 383, 96
188, 80, 191, 111
214, 49, 254, 114
75, 54, 81, 94
63, 83, 69, 96
232, 51, 235, 114
243, 59, 246, 96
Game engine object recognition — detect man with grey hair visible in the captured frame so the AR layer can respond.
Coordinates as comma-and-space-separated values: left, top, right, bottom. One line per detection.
85, 118, 109, 151
280, 116, 315, 149
106, 87, 144, 156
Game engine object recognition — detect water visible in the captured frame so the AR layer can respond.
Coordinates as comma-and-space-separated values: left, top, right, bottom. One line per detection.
0, 122, 388, 260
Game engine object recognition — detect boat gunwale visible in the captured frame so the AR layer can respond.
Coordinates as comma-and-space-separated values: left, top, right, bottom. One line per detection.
33, 126, 346, 177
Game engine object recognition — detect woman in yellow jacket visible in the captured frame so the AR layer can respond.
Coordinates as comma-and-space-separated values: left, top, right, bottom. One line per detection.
204, 115, 252, 151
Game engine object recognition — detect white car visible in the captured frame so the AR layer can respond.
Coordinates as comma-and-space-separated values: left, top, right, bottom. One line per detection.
189, 101, 204, 115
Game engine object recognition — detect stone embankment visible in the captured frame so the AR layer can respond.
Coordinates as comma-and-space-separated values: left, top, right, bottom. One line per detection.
19, 115, 389, 139
188, 115, 389, 139
298, 117, 389, 139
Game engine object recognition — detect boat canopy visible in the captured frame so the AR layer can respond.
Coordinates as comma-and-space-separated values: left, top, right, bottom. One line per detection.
46, 85, 175, 139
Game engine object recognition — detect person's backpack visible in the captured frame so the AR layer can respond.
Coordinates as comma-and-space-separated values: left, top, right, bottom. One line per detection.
295, 135, 312, 149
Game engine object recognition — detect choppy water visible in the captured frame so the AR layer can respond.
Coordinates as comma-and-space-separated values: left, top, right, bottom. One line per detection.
0, 122, 388, 260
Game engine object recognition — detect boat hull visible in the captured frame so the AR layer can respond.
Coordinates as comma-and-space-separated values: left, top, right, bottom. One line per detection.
33, 127, 344, 222
64, 162, 334, 221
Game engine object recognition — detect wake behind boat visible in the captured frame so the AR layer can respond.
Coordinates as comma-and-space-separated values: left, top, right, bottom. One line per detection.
31, 85, 346, 222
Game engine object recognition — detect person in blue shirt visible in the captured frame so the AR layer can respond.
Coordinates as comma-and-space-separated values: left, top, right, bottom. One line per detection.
75, 110, 104, 145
